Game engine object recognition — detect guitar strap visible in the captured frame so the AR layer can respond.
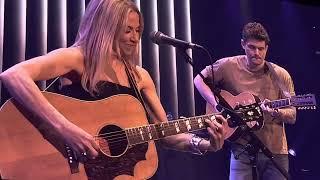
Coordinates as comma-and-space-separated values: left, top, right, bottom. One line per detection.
122, 59, 151, 122
265, 61, 291, 98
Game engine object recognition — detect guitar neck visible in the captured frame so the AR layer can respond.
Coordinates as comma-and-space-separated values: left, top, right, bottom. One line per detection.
126, 114, 216, 146
265, 98, 291, 109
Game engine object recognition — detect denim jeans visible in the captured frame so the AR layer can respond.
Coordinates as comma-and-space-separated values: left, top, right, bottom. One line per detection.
229, 145, 289, 180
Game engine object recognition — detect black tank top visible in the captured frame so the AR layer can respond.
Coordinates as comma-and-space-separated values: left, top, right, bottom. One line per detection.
59, 81, 138, 100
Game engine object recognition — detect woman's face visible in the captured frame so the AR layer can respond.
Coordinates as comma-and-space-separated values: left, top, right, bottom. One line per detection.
119, 11, 141, 58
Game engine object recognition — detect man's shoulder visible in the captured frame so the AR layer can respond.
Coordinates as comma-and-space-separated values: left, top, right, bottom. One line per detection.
268, 62, 291, 78
269, 62, 288, 73
217, 55, 245, 66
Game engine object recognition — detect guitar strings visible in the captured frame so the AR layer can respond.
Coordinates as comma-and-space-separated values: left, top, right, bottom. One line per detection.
94, 120, 216, 146
94, 121, 210, 150
93, 108, 253, 143
97, 100, 307, 149
93, 107, 257, 146
93, 112, 230, 138
94, 116, 214, 139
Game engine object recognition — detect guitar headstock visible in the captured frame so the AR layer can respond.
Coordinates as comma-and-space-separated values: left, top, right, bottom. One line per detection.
236, 103, 263, 122
221, 103, 263, 128
291, 94, 317, 110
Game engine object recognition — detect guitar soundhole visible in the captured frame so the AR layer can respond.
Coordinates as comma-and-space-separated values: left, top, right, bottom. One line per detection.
97, 125, 128, 157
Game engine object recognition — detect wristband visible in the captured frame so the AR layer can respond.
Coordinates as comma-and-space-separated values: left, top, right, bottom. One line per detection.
190, 134, 207, 155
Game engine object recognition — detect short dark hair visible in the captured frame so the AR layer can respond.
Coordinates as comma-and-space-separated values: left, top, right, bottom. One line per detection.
242, 22, 270, 45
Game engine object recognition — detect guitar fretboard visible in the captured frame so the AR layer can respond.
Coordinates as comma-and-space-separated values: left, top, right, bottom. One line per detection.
265, 98, 291, 109
125, 114, 216, 145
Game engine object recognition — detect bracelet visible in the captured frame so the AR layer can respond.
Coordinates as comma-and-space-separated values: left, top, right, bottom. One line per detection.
190, 134, 207, 155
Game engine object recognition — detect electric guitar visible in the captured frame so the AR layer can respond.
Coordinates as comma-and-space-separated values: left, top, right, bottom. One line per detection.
206, 90, 317, 142
0, 92, 260, 180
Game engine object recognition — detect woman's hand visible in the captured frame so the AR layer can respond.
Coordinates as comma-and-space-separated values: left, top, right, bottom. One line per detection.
205, 114, 227, 151
57, 122, 100, 161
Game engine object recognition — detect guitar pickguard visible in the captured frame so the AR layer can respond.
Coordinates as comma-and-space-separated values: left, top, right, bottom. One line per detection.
84, 143, 148, 180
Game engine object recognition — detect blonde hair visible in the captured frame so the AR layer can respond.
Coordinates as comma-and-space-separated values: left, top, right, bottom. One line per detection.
73, 0, 144, 95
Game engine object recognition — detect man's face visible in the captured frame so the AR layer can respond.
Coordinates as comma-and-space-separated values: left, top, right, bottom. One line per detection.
241, 39, 268, 67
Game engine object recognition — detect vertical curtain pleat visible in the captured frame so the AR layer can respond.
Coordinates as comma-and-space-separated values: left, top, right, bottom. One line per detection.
174, 0, 195, 117
0, 0, 5, 103
157, 0, 178, 118
140, 0, 160, 94
133, 0, 142, 66
85, 0, 91, 7
47, 0, 66, 51
67, 0, 85, 47
1, 0, 26, 101
153, 2, 195, 179
47, 0, 67, 91
26, 0, 47, 90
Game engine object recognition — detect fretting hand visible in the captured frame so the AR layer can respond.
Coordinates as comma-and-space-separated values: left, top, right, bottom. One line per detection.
205, 114, 227, 151
260, 99, 279, 117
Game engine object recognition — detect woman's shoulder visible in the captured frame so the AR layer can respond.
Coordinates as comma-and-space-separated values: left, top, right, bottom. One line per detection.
135, 65, 154, 89
48, 47, 85, 73
48, 47, 84, 60
135, 65, 148, 75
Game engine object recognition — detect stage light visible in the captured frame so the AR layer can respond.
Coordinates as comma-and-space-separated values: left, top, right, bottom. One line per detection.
288, 148, 296, 157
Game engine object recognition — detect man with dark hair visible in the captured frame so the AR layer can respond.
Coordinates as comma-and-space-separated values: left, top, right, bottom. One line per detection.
242, 22, 270, 45
194, 22, 296, 180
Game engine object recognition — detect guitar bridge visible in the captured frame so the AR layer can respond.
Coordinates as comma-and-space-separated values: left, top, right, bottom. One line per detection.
65, 145, 80, 174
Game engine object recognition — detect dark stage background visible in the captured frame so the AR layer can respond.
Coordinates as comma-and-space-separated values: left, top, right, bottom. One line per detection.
0, 0, 319, 180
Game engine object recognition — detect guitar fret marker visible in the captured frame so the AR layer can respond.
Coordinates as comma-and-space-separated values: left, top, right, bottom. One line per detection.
174, 122, 180, 133
185, 120, 191, 131
160, 123, 165, 136
147, 126, 152, 140
197, 118, 204, 128
139, 128, 144, 141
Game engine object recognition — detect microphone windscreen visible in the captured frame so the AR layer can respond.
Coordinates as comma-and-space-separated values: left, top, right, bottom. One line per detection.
149, 31, 162, 44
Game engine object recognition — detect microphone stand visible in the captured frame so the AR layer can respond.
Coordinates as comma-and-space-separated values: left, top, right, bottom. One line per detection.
176, 47, 234, 112
176, 47, 290, 180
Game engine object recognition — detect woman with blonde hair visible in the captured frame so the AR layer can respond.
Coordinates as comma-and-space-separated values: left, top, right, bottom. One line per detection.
0, 0, 226, 179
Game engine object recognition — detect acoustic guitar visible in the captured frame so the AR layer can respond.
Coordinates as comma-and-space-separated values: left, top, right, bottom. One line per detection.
0, 92, 260, 180
206, 90, 317, 142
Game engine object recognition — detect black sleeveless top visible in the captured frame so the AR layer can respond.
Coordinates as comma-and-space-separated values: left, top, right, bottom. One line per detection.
59, 81, 138, 100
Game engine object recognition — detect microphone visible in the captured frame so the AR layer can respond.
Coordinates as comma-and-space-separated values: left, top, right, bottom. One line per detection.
150, 31, 203, 49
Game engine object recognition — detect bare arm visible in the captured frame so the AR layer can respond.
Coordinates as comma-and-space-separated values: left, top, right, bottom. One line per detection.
262, 101, 296, 124
194, 68, 218, 109
261, 67, 297, 124
276, 71, 297, 124
0, 47, 99, 159
137, 67, 226, 153
274, 107, 296, 124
